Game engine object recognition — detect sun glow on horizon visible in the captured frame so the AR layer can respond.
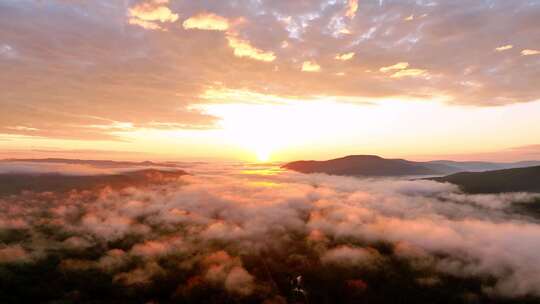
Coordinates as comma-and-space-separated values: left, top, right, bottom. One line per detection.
255, 148, 271, 162
9, 90, 540, 163
188, 91, 540, 162
195, 96, 377, 162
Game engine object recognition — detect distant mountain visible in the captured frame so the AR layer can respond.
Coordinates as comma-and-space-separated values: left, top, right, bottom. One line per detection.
283, 155, 540, 177
431, 166, 540, 193
2, 158, 180, 168
283, 155, 440, 176
0, 169, 187, 196
426, 160, 540, 173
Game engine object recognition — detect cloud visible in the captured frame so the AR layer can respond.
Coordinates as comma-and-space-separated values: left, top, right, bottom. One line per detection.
301, 61, 321, 72
345, 0, 359, 19
412, 144, 540, 162
7, 126, 39, 132
97, 249, 127, 271
335, 52, 355, 61
521, 49, 540, 56
0, 159, 183, 179
62, 236, 93, 250
182, 12, 274, 62
130, 236, 184, 258
226, 35, 276, 62
0, 44, 17, 59
3, 162, 540, 300
114, 261, 165, 285
0, 1, 217, 140
128, 17, 164, 31
128, 0, 179, 31
224, 266, 255, 296
321, 246, 380, 267
390, 68, 429, 79
379, 62, 428, 79
182, 13, 230, 31
3, 0, 540, 143
495, 45, 513, 52
337, 27, 352, 35
0, 245, 30, 264
379, 62, 410, 73
202, 251, 255, 296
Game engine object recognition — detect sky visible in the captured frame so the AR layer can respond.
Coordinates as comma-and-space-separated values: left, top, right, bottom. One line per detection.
1, 0, 540, 162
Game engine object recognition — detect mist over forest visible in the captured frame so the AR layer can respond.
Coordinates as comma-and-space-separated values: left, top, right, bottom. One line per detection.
1, 161, 540, 303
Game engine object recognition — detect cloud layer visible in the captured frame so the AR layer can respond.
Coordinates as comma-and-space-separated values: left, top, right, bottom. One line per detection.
2, 0, 540, 140
1, 161, 540, 302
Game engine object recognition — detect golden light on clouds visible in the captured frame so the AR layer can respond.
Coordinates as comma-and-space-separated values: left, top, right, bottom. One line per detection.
335, 52, 355, 61
390, 68, 428, 78
181, 12, 273, 62
495, 45, 513, 52
128, 0, 178, 30
337, 27, 352, 35
7, 126, 39, 132
301, 61, 321, 72
200, 87, 291, 104
182, 13, 230, 31
379, 62, 409, 72
379, 62, 428, 78
345, 0, 359, 19
522, 49, 540, 56
226, 36, 276, 62
128, 18, 163, 31
5, 0, 540, 163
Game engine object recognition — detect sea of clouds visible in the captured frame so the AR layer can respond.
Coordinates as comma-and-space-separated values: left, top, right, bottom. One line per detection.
1, 162, 540, 302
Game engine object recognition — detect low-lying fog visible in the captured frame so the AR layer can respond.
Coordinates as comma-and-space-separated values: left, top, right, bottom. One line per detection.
1, 161, 539, 303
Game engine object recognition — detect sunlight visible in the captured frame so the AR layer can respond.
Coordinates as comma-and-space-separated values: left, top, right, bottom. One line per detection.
196, 91, 374, 161
255, 148, 271, 162
192, 92, 540, 162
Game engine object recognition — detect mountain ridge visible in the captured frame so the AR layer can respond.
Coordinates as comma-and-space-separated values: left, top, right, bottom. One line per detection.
283, 155, 540, 176
430, 166, 540, 194
0, 169, 187, 196
283, 155, 439, 176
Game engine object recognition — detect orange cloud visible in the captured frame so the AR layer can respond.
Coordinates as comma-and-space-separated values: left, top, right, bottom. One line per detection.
335, 52, 355, 61
226, 35, 276, 62
390, 68, 428, 78
0, 245, 30, 263
345, 0, 359, 19
338, 27, 352, 35
127, 18, 163, 30
522, 49, 540, 56
301, 61, 321, 72
495, 45, 513, 52
379, 62, 409, 72
182, 13, 230, 31
128, 0, 178, 31
182, 13, 272, 62
380, 62, 428, 78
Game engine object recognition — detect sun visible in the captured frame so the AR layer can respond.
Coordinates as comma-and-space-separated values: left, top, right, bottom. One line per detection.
255, 148, 271, 162
198, 97, 369, 163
